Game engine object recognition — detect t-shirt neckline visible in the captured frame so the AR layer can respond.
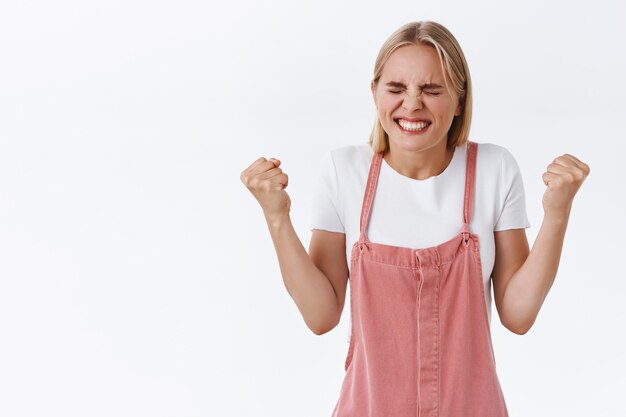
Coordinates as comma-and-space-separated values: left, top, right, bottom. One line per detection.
380, 142, 466, 183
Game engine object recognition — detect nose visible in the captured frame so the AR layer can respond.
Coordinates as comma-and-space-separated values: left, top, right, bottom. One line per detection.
403, 91, 423, 111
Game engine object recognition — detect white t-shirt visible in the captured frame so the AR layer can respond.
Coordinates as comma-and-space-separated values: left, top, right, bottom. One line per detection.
309, 141, 531, 339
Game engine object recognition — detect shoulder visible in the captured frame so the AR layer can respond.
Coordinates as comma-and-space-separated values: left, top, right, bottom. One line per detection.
474, 141, 521, 173
313, 143, 372, 186
475, 141, 513, 161
328, 143, 372, 162
325, 143, 373, 175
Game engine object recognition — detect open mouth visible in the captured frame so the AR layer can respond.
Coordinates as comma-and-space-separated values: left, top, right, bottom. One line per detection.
394, 118, 432, 134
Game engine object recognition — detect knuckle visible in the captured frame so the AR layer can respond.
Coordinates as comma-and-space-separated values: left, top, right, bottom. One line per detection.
250, 178, 259, 189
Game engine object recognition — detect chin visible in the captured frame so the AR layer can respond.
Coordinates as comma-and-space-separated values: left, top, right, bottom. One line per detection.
388, 135, 438, 152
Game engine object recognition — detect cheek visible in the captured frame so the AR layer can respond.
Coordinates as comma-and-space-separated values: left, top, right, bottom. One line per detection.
379, 96, 401, 112
428, 100, 456, 119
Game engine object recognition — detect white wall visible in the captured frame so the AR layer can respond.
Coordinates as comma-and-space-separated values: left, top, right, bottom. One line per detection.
0, 0, 624, 416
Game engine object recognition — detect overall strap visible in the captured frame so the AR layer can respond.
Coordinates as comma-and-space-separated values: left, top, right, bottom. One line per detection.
359, 151, 384, 242
461, 141, 478, 241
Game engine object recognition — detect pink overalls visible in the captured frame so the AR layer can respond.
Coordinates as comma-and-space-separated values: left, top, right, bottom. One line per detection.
331, 141, 509, 417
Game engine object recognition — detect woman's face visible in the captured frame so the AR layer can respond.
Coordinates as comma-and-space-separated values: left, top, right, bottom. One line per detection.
371, 43, 462, 153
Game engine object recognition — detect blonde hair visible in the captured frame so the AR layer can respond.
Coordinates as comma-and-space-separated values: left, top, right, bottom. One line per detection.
368, 21, 473, 153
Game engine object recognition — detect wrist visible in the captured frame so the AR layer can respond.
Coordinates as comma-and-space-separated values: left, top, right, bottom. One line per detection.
543, 206, 571, 225
264, 210, 291, 229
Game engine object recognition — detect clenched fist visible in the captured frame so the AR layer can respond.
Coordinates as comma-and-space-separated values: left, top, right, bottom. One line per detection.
542, 153, 590, 216
240, 157, 291, 219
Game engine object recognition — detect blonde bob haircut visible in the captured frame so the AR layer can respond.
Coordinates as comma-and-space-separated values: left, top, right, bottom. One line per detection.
368, 21, 473, 153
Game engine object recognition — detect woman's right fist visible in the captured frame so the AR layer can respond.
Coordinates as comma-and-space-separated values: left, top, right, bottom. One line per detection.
240, 157, 291, 218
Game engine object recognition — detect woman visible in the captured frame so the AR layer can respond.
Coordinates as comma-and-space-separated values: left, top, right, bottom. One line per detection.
240, 21, 589, 416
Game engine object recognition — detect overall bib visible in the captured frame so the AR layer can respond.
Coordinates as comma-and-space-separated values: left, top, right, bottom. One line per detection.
331, 141, 509, 417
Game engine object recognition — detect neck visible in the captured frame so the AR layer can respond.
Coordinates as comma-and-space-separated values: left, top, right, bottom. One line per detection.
383, 140, 455, 180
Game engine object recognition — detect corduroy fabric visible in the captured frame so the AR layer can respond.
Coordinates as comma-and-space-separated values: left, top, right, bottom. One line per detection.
331, 141, 509, 417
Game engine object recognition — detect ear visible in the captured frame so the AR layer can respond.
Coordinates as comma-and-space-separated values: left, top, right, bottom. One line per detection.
371, 81, 377, 108
454, 101, 462, 117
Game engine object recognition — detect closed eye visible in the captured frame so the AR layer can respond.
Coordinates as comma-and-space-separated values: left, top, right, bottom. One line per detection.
387, 90, 441, 96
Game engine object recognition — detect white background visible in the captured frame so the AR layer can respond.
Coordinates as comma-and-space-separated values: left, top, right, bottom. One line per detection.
1, 0, 624, 416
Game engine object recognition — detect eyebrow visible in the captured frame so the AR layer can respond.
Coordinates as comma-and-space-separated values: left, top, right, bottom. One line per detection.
384, 81, 444, 89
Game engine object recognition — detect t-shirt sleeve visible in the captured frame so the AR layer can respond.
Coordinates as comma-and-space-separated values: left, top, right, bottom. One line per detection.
494, 148, 532, 231
309, 151, 345, 233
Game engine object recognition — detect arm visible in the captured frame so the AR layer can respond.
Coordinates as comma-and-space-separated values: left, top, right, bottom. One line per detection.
240, 156, 348, 335
492, 154, 590, 335
265, 214, 348, 336
493, 215, 566, 335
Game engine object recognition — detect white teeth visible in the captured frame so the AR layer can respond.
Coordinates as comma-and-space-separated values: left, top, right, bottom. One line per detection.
397, 119, 430, 131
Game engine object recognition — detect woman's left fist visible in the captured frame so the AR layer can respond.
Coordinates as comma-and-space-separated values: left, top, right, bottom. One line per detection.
542, 154, 590, 215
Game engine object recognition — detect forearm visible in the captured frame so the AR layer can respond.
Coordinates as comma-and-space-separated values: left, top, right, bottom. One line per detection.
502, 207, 571, 334
264, 212, 339, 335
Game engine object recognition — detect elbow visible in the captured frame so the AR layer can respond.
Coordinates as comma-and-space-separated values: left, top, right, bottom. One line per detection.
503, 317, 533, 335
312, 326, 330, 336
499, 303, 536, 336
307, 298, 343, 335
310, 316, 340, 336
311, 321, 337, 336
508, 325, 530, 335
